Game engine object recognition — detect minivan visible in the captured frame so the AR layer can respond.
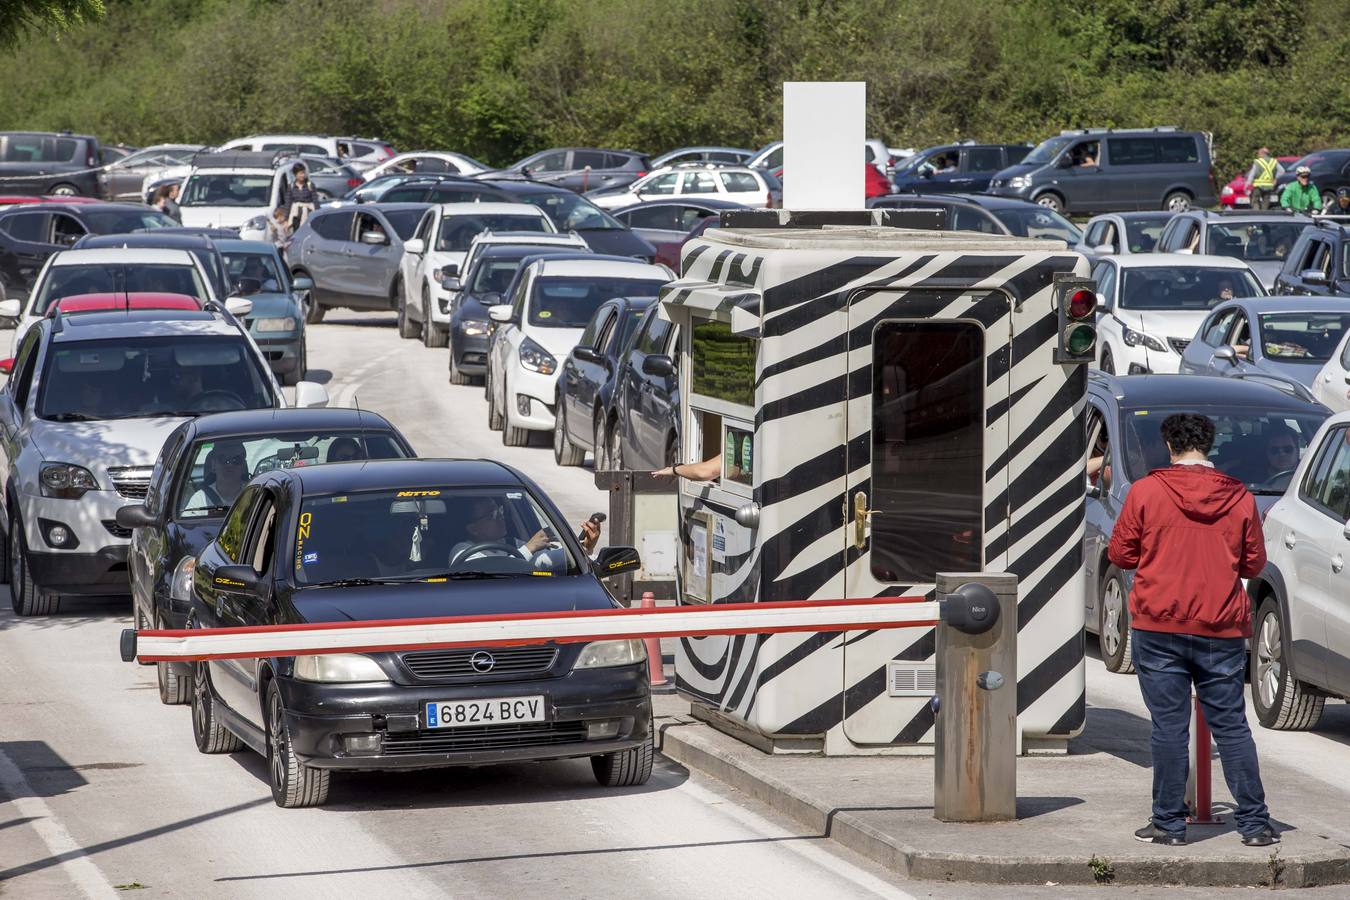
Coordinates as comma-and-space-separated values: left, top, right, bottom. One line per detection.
987, 127, 1216, 216
891, 142, 1032, 195
0, 131, 103, 198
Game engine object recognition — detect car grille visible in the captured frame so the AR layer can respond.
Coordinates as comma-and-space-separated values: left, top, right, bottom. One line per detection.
382, 721, 587, 755
107, 466, 153, 499
402, 647, 558, 680
102, 520, 132, 539
1168, 337, 1191, 354
461, 352, 485, 365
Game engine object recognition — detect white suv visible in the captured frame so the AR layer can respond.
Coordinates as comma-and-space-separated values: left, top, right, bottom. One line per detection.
397, 203, 556, 348
485, 256, 671, 445
1247, 409, 1350, 730
178, 152, 303, 230
0, 305, 328, 615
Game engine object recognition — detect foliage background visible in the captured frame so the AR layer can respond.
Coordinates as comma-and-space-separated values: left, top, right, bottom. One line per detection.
1, 0, 1346, 178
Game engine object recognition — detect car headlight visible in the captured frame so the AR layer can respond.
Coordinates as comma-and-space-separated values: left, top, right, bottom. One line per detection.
1008, 175, 1029, 189
242, 215, 268, 231
40, 463, 98, 498
573, 639, 646, 669
253, 316, 298, 333
170, 556, 196, 603
1121, 325, 1168, 353
293, 653, 389, 683
518, 337, 557, 375
462, 319, 489, 336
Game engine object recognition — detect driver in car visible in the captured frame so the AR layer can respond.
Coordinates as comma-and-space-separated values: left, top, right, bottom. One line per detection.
239, 257, 281, 293
184, 441, 249, 512
1260, 426, 1301, 484
450, 497, 601, 570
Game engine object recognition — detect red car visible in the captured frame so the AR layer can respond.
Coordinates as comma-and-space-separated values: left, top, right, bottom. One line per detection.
46, 292, 203, 316
1220, 156, 1299, 208
865, 163, 892, 199
0, 195, 106, 206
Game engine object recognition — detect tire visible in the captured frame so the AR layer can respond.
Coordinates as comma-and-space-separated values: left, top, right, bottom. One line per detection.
280, 342, 307, 387
267, 680, 330, 808
191, 660, 244, 754
296, 272, 324, 324
502, 415, 530, 447
48, 183, 79, 197
1322, 190, 1337, 210
554, 407, 585, 466
156, 614, 189, 705
421, 287, 449, 348
607, 420, 624, 472
1100, 345, 1115, 375
593, 414, 610, 471
396, 281, 418, 339
1035, 192, 1065, 214
10, 516, 56, 616
592, 716, 654, 787
448, 351, 472, 385
1163, 190, 1192, 213
1098, 566, 1135, 674
487, 377, 504, 431
1251, 596, 1325, 730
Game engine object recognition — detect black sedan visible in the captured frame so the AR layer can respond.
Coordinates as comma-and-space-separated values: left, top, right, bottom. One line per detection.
184, 458, 651, 807
117, 409, 414, 705
601, 304, 680, 471
478, 179, 657, 261
555, 296, 656, 466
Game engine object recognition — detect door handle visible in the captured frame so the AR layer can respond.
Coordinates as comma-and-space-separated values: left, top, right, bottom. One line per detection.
1334, 556, 1345, 574
853, 490, 880, 551
1284, 533, 1297, 549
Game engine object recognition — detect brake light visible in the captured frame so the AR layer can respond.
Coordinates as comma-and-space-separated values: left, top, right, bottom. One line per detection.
635, 172, 646, 178
347, 178, 362, 188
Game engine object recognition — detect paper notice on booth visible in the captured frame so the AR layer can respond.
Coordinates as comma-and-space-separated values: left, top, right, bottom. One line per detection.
691, 524, 708, 579
712, 517, 727, 562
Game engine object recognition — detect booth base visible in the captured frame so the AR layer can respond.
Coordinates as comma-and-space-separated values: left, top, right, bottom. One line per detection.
688, 703, 823, 755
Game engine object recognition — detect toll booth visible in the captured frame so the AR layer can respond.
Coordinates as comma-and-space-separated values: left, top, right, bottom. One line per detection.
660, 209, 1092, 755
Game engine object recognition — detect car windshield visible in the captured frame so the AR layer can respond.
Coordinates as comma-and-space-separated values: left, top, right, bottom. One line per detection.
530, 276, 664, 327
221, 250, 285, 293
991, 207, 1082, 242
179, 174, 272, 207
1119, 267, 1263, 310
517, 192, 623, 230
381, 209, 424, 241
36, 335, 274, 421
1123, 217, 1172, 252
32, 264, 209, 315
1121, 406, 1327, 495
175, 430, 408, 518
471, 258, 529, 295
1257, 312, 1350, 361
1208, 222, 1308, 262
436, 215, 549, 252
81, 209, 175, 234
293, 486, 582, 585
1021, 135, 1076, 166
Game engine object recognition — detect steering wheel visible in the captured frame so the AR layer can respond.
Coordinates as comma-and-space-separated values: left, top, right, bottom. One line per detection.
187, 390, 246, 412
1256, 469, 1298, 492
449, 541, 523, 567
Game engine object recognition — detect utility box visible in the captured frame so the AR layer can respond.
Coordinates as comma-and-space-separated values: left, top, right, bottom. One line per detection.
594, 470, 679, 606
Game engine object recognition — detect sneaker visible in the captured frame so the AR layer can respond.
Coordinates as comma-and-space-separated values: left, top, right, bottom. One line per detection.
1134, 822, 1186, 846
1242, 827, 1281, 847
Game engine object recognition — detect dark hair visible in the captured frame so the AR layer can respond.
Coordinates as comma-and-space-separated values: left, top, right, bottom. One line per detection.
292, 163, 306, 175
1159, 413, 1215, 456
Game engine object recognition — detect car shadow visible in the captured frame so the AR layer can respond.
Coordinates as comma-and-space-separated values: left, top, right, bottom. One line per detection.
318, 313, 396, 329
0, 592, 128, 631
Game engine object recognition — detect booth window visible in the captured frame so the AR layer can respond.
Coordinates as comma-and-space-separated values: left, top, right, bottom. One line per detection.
722, 423, 753, 486
691, 320, 756, 406
869, 322, 983, 582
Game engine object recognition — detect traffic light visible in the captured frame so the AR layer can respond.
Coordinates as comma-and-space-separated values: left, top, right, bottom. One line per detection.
1053, 276, 1097, 364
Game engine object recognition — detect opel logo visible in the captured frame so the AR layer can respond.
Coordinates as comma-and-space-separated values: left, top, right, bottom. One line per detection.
469, 651, 496, 673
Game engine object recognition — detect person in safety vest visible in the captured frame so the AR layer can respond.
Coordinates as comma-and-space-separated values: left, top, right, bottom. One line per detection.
1244, 148, 1282, 211
1280, 165, 1320, 213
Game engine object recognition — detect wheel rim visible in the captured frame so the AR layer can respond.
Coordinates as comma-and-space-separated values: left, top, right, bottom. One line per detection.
51, 185, 76, 196
268, 692, 286, 789
1257, 611, 1282, 708
193, 664, 209, 735
1037, 196, 1058, 210
10, 527, 22, 598
1168, 195, 1190, 212
1101, 578, 1123, 657
554, 411, 565, 458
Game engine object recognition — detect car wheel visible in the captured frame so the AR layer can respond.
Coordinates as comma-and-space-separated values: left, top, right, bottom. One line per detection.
448, 351, 472, 385
591, 715, 654, 787
296, 272, 324, 324
607, 420, 624, 472
156, 614, 189, 705
396, 281, 418, 339
1251, 596, 1325, 730
280, 342, 306, 387
191, 660, 244, 753
502, 415, 530, 447
1100, 345, 1115, 375
487, 376, 504, 431
554, 406, 585, 466
1035, 192, 1065, 214
1098, 566, 1134, 674
593, 414, 610, 471
48, 183, 79, 197
664, 434, 678, 468
421, 287, 449, 348
1163, 190, 1192, 213
10, 515, 56, 616
1323, 190, 1338, 210
267, 680, 330, 808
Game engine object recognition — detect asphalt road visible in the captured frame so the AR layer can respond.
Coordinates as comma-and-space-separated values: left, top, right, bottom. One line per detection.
4, 310, 1350, 899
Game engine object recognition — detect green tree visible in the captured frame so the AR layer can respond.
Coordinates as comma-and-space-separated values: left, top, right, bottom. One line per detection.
0, 0, 104, 47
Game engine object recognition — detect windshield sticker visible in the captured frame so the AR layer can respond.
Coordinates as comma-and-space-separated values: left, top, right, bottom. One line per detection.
295, 511, 313, 572
396, 490, 440, 498
537, 310, 552, 318
302, 551, 319, 566
332, 496, 348, 503
531, 570, 554, 577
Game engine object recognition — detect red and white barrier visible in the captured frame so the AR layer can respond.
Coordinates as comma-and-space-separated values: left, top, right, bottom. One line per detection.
129, 596, 939, 664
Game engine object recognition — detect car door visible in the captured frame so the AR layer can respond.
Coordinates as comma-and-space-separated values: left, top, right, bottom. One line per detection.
302, 210, 355, 301
406, 208, 436, 317
1313, 330, 1350, 412
628, 314, 675, 467
350, 211, 395, 305
956, 146, 1005, 192
1318, 428, 1350, 691
1182, 307, 1241, 374
1160, 216, 1201, 254
1056, 139, 1106, 211
0, 328, 42, 518
526, 150, 574, 189
131, 426, 189, 624
0, 211, 56, 296
564, 304, 614, 438
201, 485, 267, 719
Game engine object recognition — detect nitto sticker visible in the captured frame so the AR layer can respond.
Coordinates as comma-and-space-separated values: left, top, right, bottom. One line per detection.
302, 552, 319, 565
396, 490, 441, 498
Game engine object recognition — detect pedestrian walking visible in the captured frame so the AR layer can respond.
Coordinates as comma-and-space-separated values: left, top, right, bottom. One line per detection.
1108, 413, 1278, 848
153, 183, 182, 222
1279, 165, 1320, 213
1245, 148, 1282, 211
280, 162, 320, 230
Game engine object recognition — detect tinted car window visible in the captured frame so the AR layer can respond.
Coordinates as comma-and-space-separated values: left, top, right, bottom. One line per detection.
953, 206, 1000, 234
516, 191, 623, 230
1119, 267, 1262, 310
471, 258, 528, 295
1158, 136, 1200, 164
1, 212, 47, 242
964, 147, 1004, 172
1209, 222, 1307, 262
530, 276, 664, 327
1258, 313, 1350, 361
990, 207, 1082, 242
720, 172, 760, 192
635, 314, 672, 355
1124, 217, 1168, 253
1107, 138, 1157, 166
310, 211, 354, 240
572, 151, 607, 169
378, 186, 431, 203
381, 209, 425, 241
80, 208, 175, 234
622, 205, 682, 230
33, 263, 208, 314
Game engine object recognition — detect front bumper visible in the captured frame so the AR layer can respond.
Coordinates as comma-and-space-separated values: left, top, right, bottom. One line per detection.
986, 183, 1032, 200
251, 333, 304, 374
452, 330, 489, 374
277, 664, 651, 770
20, 489, 134, 593
507, 367, 561, 431
429, 287, 453, 327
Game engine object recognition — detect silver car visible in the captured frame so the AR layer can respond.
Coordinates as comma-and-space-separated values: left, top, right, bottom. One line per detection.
1155, 209, 1315, 290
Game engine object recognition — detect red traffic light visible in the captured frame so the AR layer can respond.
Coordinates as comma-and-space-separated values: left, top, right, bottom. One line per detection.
1068, 289, 1096, 319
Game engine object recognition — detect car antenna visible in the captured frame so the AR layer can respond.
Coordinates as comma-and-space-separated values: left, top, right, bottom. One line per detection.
354, 393, 370, 459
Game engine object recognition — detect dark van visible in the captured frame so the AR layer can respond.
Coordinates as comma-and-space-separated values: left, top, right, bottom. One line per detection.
988, 127, 1216, 216
0, 131, 103, 198
891, 142, 1032, 195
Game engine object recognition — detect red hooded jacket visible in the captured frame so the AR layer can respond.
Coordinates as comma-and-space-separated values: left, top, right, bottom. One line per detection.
1107, 465, 1266, 639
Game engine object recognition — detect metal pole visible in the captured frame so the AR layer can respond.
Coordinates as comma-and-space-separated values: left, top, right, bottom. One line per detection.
1187, 696, 1221, 824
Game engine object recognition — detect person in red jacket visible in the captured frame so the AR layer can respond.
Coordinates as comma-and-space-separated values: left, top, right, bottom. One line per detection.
1108, 412, 1277, 848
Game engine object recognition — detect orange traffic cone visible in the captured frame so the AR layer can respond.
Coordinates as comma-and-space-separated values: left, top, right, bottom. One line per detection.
640, 591, 670, 690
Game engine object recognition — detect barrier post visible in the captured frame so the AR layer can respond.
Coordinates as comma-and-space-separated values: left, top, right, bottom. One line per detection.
639, 591, 673, 692
1186, 696, 1221, 824
934, 572, 1018, 823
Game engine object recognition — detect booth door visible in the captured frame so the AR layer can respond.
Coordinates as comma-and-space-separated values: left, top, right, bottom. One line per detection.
842, 295, 1011, 745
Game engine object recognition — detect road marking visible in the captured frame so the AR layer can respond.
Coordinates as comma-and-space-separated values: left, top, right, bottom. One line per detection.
0, 747, 119, 899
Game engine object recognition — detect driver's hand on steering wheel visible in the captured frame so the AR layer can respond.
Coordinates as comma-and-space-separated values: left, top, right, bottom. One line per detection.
525, 529, 552, 553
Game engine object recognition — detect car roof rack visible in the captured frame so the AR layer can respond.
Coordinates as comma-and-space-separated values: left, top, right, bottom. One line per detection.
1058, 126, 1179, 136
190, 150, 299, 170
1214, 208, 1298, 216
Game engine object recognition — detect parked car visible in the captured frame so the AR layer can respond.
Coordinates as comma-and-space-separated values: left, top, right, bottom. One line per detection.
294, 155, 365, 201
597, 302, 680, 471
485, 256, 671, 445
1273, 220, 1350, 296
97, 144, 206, 201
1155, 209, 1314, 290
183, 458, 651, 807
650, 147, 754, 169
397, 202, 555, 346
747, 141, 783, 173
484, 148, 652, 193
218, 134, 394, 170
988, 127, 1217, 215
869, 193, 1083, 243
1273, 149, 1350, 207
587, 166, 775, 210
72, 230, 230, 301
478, 179, 658, 261
0, 131, 103, 197
1075, 211, 1175, 259
177, 151, 304, 230
1247, 407, 1350, 729
1090, 253, 1265, 375
1310, 319, 1350, 413
1084, 371, 1329, 672
287, 202, 431, 322
890, 142, 1032, 195
1179, 297, 1350, 394
353, 174, 507, 205
0, 202, 176, 301
361, 151, 490, 181
610, 198, 741, 269
118, 408, 413, 703
554, 297, 657, 465
217, 239, 313, 384
1221, 155, 1299, 208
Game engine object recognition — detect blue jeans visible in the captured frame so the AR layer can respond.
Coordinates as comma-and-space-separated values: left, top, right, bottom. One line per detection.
1132, 629, 1271, 837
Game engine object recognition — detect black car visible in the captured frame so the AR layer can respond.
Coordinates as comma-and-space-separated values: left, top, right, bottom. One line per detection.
868, 192, 1084, 244
478, 179, 657, 261
183, 458, 651, 807
610, 198, 743, 270
890, 142, 1033, 195
116, 409, 414, 704
1274, 220, 1350, 296
555, 296, 656, 466
485, 148, 651, 193
361, 174, 511, 205
0, 131, 103, 197
0, 202, 177, 300
601, 304, 679, 471
73, 231, 231, 301
1274, 149, 1350, 206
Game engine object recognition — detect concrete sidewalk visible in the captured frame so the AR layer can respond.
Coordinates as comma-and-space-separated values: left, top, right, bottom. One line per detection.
651, 695, 1350, 888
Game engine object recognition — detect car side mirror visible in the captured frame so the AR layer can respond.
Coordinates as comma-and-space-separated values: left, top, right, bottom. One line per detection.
293, 381, 329, 408
224, 297, 253, 317
359, 230, 388, 245
213, 564, 262, 593
487, 304, 514, 323
1093, 244, 1114, 255
0, 299, 19, 318
1301, 269, 1330, 286
115, 504, 160, 529
441, 276, 461, 292
641, 354, 674, 377
0, 358, 12, 375
594, 545, 641, 575
291, 275, 313, 291
442, 263, 459, 278
573, 346, 601, 364
1213, 345, 1239, 364
404, 238, 425, 255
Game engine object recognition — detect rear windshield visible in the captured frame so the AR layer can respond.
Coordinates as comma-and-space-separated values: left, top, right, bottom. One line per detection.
1208, 222, 1307, 262
1119, 267, 1263, 310
437, 214, 549, 251
180, 174, 272, 208
1123, 217, 1171, 253
516, 192, 623, 231
471, 258, 529, 295
34, 264, 208, 315
529, 276, 664, 327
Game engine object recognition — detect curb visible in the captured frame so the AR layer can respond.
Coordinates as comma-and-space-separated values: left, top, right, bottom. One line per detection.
656, 718, 1350, 888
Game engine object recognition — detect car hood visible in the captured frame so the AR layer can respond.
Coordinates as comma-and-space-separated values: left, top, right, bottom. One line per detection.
527, 326, 587, 358
290, 578, 617, 623
571, 228, 657, 261
1118, 308, 1211, 341
28, 415, 187, 478
1255, 357, 1322, 389
992, 162, 1042, 181
241, 291, 299, 319
180, 207, 258, 229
